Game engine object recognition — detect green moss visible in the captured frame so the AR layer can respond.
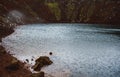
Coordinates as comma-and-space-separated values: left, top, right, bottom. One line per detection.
46, 2, 61, 20
79, 7, 85, 21
66, 0, 76, 21
86, 2, 95, 22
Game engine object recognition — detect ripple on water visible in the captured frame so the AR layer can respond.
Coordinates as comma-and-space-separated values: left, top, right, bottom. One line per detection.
2, 24, 120, 77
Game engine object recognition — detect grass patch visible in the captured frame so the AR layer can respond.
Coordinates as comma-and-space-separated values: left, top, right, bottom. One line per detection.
46, 2, 61, 21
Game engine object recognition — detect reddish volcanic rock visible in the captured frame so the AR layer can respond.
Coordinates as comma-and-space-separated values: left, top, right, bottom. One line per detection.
0, 0, 120, 25
32, 56, 53, 71
0, 46, 32, 77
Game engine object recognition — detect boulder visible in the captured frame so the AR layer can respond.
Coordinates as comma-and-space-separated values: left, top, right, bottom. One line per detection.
30, 71, 44, 77
26, 59, 29, 63
32, 56, 53, 71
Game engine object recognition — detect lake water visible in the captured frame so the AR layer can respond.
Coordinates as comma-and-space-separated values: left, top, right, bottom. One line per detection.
2, 24, 120, 77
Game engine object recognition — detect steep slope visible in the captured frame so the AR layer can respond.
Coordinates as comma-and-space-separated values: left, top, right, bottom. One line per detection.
0, 0, 120, 25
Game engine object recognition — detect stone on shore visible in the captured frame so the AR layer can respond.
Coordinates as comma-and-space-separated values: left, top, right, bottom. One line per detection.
49, 52, 53, 55
32, 56, 53, 71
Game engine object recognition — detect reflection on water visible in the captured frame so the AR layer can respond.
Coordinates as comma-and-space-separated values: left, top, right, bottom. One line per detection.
2, 24, 120, 77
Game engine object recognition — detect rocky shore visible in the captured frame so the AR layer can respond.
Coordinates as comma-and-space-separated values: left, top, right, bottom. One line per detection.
0, 25, 32, 77
0, 26, 53, 77
0, 0, 120, 76
0, 46, 32, 77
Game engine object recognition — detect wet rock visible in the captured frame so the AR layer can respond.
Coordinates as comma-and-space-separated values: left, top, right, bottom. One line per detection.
32, 56, 53, 71
5, 58, 19, 71
49, 52, 53, 55
30, 71, 45, 77
26, 59, 29, 63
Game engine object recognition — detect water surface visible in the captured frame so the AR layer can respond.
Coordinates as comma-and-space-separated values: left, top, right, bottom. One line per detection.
2, 24, 120, 77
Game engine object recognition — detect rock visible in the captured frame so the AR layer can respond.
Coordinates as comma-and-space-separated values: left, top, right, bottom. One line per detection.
32, 56, 53, 71
26, 59, 29, 63
5, 58, 19, 71
31, 58, 34, 61
49, 52, 52, 55
11, 57, 18, 63
30, 71, 44, 77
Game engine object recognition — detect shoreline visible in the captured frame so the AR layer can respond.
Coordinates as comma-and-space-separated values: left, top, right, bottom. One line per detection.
0, 25, 53, 77
0, 26, 32, 77
0, 23, 120, 77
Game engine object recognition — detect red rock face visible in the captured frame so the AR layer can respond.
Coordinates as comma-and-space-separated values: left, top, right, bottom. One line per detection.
0, 46, 32, 77
0, 0, 120, 25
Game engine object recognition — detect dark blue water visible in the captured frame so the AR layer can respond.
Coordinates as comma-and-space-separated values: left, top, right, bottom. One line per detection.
2, 24, 120, 77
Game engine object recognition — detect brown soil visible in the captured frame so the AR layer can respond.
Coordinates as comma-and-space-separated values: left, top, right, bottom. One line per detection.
0, 46, 32, 77
0, 26, 52, 77
0, 26, 32, 77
